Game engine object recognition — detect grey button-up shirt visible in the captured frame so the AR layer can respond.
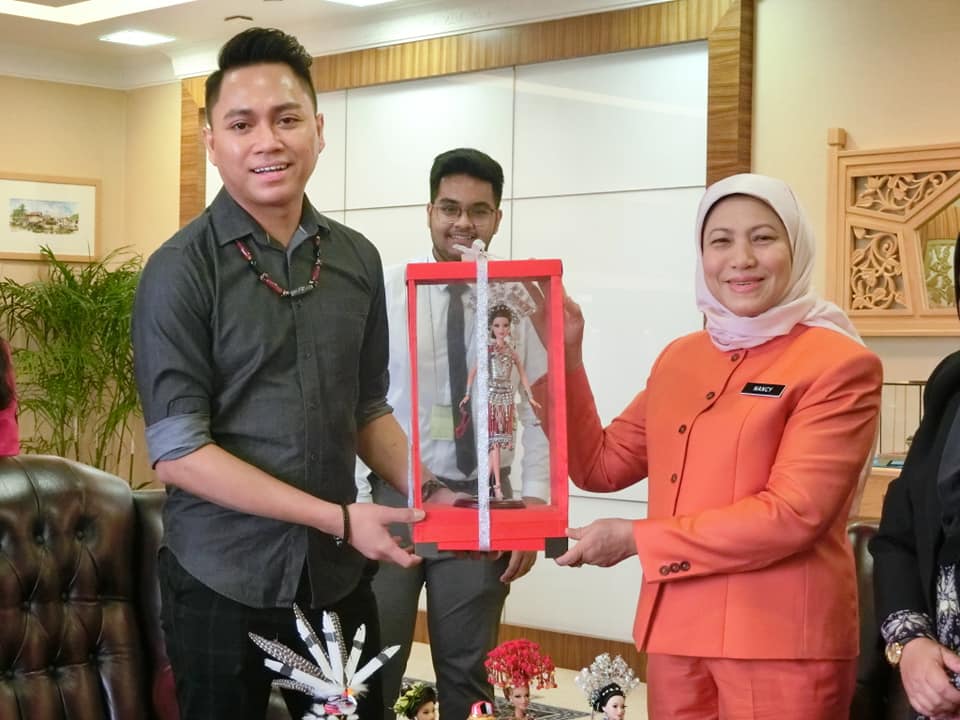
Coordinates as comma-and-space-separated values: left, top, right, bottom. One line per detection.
132, 188, 391, 607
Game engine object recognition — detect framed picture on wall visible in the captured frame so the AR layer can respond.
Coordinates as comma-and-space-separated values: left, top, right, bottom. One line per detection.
0, 173, 99, 261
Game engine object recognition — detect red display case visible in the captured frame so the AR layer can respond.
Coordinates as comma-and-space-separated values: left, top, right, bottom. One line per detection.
406, 258, 568, 555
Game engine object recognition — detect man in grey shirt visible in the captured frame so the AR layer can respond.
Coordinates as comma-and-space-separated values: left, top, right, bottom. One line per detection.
132, 27, 420, 720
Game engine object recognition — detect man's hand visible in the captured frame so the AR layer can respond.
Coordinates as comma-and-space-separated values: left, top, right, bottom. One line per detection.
899, 636, 960, 719
500, 551, 537, 583
554, 518, 636, 568
347, 503, 425, 568
425, 487, 473, 505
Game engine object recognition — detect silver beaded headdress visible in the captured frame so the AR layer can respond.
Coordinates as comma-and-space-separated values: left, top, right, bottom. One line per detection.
467, 281, 537, 322
574, 653, 640, 713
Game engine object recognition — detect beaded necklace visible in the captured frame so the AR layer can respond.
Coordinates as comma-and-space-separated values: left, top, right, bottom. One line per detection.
234, 232, 323, 298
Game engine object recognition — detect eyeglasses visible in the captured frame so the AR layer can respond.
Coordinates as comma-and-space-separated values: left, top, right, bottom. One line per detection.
432, 202, 496, 224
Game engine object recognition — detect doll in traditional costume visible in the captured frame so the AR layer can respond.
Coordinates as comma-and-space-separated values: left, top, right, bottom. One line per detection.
249, 605, 398, 720
460, 305, 541, 500
484, 639, 556, 720
393, 682, 437, 720
469, 701, 497, 720
574, 654, 639, 720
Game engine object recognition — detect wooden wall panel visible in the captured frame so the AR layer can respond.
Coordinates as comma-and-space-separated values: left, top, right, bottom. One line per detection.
179, 85, 204, 227
308, 0, 722, 91
707, 0, 754, 184
919, 205, 960, 241
413, 610, 647, 681
180, 0, 754, 224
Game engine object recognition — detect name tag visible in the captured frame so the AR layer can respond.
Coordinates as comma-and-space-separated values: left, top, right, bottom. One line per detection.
741, 382, 785, 398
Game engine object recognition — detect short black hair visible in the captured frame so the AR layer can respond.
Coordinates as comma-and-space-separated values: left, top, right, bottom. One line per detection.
429, 148, 504, 207
205, 27, 316, 123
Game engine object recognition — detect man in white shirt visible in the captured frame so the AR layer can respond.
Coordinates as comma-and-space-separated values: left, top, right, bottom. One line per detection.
361, 148, 549, 720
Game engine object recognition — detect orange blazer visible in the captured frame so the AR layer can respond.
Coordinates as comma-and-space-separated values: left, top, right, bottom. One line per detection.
567, 325, 881, 659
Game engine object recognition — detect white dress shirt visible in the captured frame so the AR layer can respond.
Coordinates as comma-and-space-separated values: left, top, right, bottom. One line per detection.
356, 255, 550, 502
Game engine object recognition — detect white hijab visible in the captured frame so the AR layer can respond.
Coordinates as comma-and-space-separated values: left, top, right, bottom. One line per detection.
694, 173, 861, 351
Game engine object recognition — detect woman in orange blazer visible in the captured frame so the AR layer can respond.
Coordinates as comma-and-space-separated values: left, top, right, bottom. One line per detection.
553, 174, 882, 719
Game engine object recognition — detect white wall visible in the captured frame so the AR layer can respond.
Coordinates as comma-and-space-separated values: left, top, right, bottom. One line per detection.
207, 42, 708, 642
753, 0, 960, 383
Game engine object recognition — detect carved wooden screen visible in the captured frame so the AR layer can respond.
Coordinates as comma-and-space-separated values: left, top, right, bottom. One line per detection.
826, 127, 960, 335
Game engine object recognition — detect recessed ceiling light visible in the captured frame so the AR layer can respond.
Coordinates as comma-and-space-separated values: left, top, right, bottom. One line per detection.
99, 29, 176, 46
324, 0, 400, 6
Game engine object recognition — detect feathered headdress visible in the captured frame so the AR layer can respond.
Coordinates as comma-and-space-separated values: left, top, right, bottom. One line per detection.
485, 639, 557, 691
392, 682, 437, 719
574, 654, 639, 713
249, 605, 399, 720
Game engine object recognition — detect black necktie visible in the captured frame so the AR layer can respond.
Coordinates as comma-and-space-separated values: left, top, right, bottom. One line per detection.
447, 284, 477, 475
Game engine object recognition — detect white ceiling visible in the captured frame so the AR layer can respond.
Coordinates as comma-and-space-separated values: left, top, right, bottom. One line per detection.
0, 0, 662, 89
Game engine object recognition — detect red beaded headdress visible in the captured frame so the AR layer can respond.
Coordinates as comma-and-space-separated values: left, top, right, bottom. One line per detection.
485, 639, 557, 691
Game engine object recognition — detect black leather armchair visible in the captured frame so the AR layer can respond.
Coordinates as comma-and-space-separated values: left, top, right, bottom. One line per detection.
849, 519, 912, 720
0, 455, 289, 719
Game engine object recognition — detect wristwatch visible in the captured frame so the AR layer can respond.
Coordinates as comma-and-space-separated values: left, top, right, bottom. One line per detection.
884, 641, 906, 667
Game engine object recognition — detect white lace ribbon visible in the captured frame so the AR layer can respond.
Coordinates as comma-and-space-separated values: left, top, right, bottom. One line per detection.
455, 240, 492, 550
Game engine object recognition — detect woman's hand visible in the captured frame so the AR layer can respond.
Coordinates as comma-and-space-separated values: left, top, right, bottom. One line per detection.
558, 292, 585, 371
523, 281, 585, 372
899, 637, 960, 718
554, 518, 636, 568
459, 394, 469, 409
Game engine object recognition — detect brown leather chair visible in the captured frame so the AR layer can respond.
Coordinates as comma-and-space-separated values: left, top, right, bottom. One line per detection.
848, 519, 912, 720
0, 455, 290, 719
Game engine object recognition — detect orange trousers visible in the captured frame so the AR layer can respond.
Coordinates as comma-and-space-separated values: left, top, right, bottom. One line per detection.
645, 654, 857, 720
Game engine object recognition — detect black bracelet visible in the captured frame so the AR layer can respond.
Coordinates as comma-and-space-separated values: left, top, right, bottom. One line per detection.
421, 478, 447, 501
337, 503, 351, 546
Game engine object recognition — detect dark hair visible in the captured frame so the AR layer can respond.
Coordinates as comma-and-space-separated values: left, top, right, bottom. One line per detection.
0, 341, 11, 410
399, 684, 437, 718
205, 27, 317, 122
955, 231, 960, 321
592, 683, 624, 712
429, 148, 504, 207
488, 305, 513, 338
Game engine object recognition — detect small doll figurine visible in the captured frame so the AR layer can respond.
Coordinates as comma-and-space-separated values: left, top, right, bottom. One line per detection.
460, 305, 541, 500
485, 639, 556, 720
574, 654, 639, 720
249, 605, 398, 720
393, 682, 437, 720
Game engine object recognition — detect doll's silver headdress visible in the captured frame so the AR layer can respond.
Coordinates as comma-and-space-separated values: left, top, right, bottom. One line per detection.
467, 281, 537, 321
574, 653, 640, 713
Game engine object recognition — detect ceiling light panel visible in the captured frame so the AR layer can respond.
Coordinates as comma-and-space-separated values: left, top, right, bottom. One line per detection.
18, 1, 86, 6
0, 0, 197, 25
99, 29, 175, 46
324, 0, 400, 6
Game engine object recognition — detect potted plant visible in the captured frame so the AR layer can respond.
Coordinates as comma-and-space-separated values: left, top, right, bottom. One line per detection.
0, 246, 144, 485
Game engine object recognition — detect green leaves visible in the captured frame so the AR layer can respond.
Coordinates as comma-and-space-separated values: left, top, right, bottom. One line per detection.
0, 245, 144, 485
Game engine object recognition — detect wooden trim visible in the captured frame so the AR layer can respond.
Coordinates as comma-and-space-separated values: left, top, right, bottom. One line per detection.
179, 85, 205, 227
413, 610, 647, 682
826, 128, 848, 303
308, 1, 720, 91
179, 0, 755, 225
706, 0, 754, 183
